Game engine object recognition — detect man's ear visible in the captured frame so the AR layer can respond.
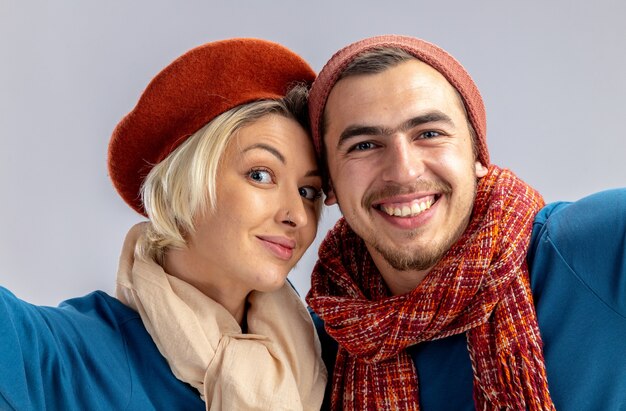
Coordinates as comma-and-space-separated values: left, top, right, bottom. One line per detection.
324, 180, 337, 206
475, 161, 488, 178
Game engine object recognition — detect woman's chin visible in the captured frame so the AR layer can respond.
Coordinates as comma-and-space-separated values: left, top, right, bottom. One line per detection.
254, 274, 290, 294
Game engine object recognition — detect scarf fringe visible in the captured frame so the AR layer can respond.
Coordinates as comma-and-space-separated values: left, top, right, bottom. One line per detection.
475, 345, 555, 411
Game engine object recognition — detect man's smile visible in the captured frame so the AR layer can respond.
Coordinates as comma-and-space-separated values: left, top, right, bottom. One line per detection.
376, 195, 436, 217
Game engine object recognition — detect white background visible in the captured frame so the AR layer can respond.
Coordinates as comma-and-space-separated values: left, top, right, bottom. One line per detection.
1, 0, 625, 305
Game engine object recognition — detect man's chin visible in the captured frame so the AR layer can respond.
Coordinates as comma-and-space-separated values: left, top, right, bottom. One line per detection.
373, 243, 445, 272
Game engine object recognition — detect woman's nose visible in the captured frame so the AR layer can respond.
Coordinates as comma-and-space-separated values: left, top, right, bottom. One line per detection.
279, 189, 308, 228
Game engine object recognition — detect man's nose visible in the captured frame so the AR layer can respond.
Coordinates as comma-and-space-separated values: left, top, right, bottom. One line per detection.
380, 137, 424, 184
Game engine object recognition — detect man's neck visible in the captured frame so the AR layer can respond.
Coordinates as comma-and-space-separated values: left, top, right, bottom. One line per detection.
369, 252, 433, 296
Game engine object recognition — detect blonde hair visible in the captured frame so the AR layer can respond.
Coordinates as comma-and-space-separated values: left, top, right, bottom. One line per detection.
140, 85, 310, 262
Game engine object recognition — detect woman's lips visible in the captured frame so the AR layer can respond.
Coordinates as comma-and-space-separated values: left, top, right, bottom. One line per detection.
257, 235, 296, 261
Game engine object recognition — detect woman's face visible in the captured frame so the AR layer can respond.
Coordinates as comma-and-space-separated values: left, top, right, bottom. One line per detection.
184, 114, 322, 297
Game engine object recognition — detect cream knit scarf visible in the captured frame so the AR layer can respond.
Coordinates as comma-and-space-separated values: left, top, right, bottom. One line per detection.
115, 225, 327, 410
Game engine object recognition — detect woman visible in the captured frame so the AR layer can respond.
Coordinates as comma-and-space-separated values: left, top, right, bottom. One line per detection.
0, 38, 326, 410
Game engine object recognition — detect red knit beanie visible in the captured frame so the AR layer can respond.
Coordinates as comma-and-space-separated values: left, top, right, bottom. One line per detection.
308, 35, 489, 167
108, 38, 315, 216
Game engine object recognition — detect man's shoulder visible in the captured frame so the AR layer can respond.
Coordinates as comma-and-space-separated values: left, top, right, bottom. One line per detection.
527, 188, 626, 409
529, 187, 626, 316
531, 188, 626, 254
533, 187, 626, 227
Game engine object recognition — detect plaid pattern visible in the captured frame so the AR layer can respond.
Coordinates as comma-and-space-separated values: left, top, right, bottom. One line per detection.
307, 166, 555, 410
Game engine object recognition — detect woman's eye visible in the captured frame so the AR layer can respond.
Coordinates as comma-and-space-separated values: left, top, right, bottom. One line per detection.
248, 168, 273, 184
299, 186, 322, 201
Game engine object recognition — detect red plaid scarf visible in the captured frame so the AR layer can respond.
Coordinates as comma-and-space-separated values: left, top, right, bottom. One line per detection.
307, 166, 555, 410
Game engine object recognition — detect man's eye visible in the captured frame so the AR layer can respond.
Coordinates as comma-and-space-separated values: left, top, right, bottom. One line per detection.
350, 141, 375, 152
421, 131, 441, 139
248, 168, 273, 184
299, 186, 322, 201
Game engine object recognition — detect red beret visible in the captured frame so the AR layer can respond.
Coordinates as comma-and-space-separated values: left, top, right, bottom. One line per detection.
309, 35, 489, 168
108, 38, 315, 215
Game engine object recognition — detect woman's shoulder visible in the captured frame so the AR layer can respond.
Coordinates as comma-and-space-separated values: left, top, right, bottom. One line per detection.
1, 287, 204, 410
0, 287, 140, 330
58, 290, 142, 326
0, 288, 135, 409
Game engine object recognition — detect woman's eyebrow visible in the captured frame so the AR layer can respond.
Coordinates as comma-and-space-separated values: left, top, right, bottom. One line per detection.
242, 144, 320, 178
242, 143, 285, 164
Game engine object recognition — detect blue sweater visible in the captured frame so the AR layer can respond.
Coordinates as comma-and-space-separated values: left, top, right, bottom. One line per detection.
313, 188, 626, 410
0, 289, 205, 410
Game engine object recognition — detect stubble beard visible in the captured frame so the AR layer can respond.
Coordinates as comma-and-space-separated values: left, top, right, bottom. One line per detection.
340, 178, 477, 273
369, 212, 469, 271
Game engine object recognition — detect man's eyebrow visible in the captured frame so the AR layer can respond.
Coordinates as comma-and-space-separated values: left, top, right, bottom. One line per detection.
403, 111, 455, 131
337, 110, 455, 147
242, 143, 285, 164
337, 125, 389, 146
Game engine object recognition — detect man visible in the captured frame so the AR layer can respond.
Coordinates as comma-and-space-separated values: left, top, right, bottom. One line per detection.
306, 35, 626, 410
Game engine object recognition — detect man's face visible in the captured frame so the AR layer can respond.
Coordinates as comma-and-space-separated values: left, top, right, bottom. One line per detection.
323, 59, 488, 284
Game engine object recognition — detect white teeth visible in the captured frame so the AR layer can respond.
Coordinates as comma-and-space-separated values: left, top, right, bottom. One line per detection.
381, 199, 434, 217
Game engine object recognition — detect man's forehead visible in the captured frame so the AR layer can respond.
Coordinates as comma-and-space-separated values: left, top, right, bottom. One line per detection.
309, 35, 489, 167
324, 59, 463, 123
